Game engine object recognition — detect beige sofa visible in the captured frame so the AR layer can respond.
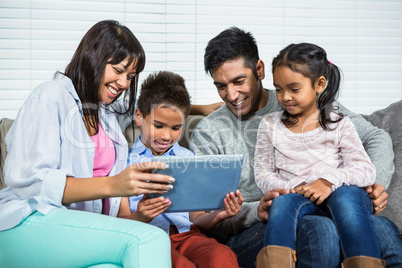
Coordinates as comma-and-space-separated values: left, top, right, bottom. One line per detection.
1, 101, 401, 233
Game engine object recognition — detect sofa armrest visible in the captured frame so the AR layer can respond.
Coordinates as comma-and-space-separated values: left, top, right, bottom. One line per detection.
0, 118, 14, 190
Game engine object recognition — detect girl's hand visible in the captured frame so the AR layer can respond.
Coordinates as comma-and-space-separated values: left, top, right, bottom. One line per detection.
111, 162, 175, 197
294, 179, 332, 205
133, 194, 171, 223
215, 190, 244, 221
290, 182, 306, 193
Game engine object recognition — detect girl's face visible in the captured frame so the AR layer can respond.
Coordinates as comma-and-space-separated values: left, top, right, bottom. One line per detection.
273, 65, 325, 119
98, 57, 137, 104
135, 106, 185, 156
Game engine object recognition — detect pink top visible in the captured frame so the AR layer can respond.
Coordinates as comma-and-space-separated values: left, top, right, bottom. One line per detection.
254, 111, 376, 192
90, 123, 115, 214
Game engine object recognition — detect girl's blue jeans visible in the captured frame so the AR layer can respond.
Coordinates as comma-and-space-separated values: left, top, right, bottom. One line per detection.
264, 185, 381, 259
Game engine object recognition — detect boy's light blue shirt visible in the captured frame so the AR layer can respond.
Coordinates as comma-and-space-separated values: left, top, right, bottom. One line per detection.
127, 136, 194, 235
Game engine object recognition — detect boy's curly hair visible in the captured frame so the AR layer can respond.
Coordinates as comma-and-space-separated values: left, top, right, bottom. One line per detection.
137, 71, 191, 117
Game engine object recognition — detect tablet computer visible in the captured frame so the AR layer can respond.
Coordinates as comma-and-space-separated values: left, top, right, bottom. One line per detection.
149, 154, 244, 212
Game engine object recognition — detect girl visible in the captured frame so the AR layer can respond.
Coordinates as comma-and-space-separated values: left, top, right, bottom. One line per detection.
254, 43, 384, 267
0, 20, 176, 267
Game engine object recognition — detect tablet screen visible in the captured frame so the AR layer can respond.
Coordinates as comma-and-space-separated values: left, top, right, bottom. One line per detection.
149, 154, 244, 212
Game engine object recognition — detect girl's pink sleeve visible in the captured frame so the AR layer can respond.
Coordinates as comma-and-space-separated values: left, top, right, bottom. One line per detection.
319, 117, 376, 189
254, 116, 291, 192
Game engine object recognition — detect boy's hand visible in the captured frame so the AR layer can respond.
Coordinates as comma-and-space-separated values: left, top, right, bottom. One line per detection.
215, 190, 244, 221
133, 194, 171, 223
294, 179, 332, 205
189, 190, 243, 232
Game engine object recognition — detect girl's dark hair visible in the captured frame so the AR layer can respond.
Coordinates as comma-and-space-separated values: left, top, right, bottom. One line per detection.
272, 43, 344, 130
204, 27, 260, 79
64, 20, 145, 133
138, 71, 191, 117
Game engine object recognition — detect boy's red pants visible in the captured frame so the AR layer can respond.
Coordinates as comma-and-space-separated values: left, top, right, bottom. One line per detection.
169, 225, 238, 268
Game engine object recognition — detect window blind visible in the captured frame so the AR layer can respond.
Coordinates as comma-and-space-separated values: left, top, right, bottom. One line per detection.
1, 0, 401, 119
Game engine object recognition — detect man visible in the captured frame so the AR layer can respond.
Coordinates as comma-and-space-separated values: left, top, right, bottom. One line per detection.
189, 27, 402, 267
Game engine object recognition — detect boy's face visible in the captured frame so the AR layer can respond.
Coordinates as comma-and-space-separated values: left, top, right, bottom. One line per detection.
211, 57, 266, 116
135, 105, 185, 156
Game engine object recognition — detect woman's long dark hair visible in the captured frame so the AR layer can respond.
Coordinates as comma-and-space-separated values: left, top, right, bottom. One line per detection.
272, 43, 344, 130
64, 20, 146, 133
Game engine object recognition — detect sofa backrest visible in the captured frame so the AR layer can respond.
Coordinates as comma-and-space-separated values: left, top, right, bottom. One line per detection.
362, 100, 402, 233
1, 102, 401, 233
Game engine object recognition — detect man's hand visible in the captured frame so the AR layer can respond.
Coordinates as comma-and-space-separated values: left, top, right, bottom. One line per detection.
365, 183, 388, 214
257, 189, 289, 223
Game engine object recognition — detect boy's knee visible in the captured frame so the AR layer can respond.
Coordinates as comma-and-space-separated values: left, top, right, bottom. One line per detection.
172, 250, 196, 268
208, 244, 238, 267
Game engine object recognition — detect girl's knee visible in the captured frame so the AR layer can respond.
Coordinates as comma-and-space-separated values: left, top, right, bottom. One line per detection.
333, 185, 364, 196
270, 193, 308, 214
328, 186, 371, 208
116, 219, 170, 251
272, 193, 305, 206
145, 225, 170, 246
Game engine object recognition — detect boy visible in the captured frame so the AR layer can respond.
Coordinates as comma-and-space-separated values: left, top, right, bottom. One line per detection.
118, 71, 243, 267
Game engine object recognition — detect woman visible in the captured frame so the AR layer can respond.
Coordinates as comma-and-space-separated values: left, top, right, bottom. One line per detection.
0, 20, 174, 268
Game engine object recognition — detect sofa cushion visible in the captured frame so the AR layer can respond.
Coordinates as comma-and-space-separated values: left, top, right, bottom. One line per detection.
363, 100, 402, 232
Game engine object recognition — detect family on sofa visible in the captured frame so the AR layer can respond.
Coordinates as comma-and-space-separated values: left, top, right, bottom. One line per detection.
0, 19, 401, 268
